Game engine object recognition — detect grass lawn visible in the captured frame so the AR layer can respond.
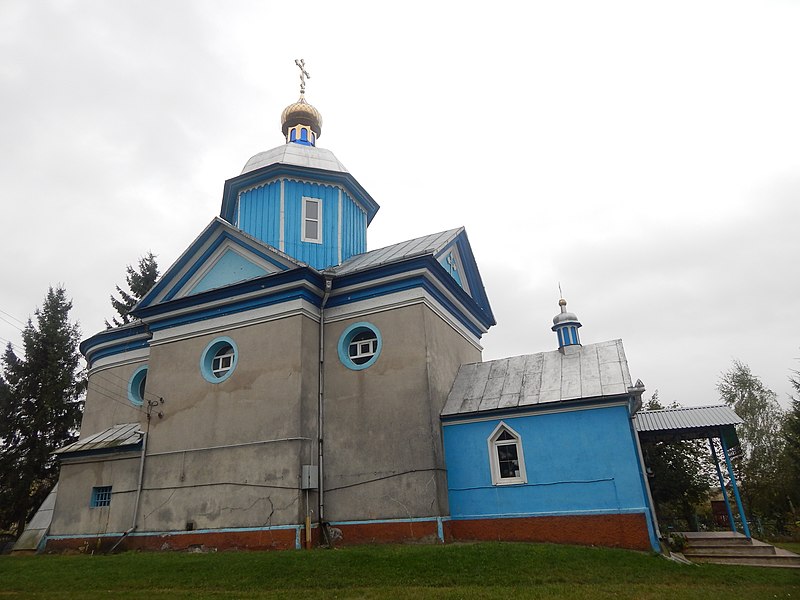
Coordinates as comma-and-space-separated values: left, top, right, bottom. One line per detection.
1, 542, 798, 599
773, 541, 800, 555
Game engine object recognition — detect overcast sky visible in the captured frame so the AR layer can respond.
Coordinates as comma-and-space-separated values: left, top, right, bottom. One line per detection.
1, 0, 798, 408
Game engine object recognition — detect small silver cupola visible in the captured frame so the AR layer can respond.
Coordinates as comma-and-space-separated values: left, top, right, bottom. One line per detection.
552, 298, 582, 349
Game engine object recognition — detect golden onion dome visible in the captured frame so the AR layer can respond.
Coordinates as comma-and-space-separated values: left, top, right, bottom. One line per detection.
281, 97, 322, 139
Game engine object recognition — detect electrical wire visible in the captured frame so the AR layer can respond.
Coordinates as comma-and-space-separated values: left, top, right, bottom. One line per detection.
0, 314, 24, 332
0, 308, 26, 326
90, 368, 166, 405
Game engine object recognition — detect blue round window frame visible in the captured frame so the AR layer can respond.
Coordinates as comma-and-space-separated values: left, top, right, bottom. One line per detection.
337, 322, 382, 371
128, 365, 148, 406
200, 336, 238, 383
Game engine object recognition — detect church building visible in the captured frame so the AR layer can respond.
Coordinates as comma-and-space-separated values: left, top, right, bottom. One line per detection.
41, 63, 660, 553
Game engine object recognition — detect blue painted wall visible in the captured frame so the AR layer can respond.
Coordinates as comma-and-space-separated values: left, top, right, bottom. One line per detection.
341, 190, 367, 263
236, 179, 367, 270
443, 404, 657, 547
238, 181, 281, 246
189, 249, 269, 295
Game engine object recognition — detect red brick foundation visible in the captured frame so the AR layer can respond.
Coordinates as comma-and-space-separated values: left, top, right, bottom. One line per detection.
328, 520, 441, 546
45, 513, 651, 553
449, 513, 652, 551
46, 527, 299, 553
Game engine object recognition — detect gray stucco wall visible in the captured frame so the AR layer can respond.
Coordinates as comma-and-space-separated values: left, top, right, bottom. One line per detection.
322, 304, 480, 522
79, 361, 147, 437
50, 454, 140, 536
52, 300, 480, 538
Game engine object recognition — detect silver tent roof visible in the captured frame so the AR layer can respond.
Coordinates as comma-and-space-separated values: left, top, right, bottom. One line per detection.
442, 339, 634, 417
241, 144, 349, 175
55, 422, 143, 456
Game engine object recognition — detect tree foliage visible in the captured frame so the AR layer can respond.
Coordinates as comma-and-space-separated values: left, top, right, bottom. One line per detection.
717, 360, 787, 524
640, 392, 712, 529
106, 252, 159, 328
0, 287, 85, 536
784, 368, 800, 509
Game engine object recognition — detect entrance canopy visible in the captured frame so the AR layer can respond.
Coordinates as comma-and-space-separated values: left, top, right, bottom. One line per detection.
633, 404, 750, 540
633, 405, 742, 449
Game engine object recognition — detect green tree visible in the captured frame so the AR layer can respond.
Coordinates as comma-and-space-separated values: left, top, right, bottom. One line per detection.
106, 251, 159, 327
783, 367, 800, 512
717, 360, 786, 524
0, 287, 85, 536
640, 392, 712, 530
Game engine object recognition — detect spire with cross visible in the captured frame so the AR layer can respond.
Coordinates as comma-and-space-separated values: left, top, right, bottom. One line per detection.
295, 58, 310, 97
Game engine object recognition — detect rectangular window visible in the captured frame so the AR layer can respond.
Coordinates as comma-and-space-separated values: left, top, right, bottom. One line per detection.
91, 486, 112, 508
497, 443, 521, 479
302, 197, 322, 243
488, 425, 527, 485
212, 350, 234, 376
349, 337, 377, 360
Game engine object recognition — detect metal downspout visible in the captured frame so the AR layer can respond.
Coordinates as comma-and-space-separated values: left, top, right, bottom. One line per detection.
109, 426, 148, 553
317, 275, 333, 544
131, 429, 149, 530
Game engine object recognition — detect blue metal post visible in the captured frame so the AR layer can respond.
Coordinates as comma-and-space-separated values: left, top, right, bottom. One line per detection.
719, 430, 751, 540
708, 438, 736, 533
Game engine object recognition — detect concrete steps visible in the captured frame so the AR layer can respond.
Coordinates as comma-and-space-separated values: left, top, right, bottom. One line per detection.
679, 531, 800, 568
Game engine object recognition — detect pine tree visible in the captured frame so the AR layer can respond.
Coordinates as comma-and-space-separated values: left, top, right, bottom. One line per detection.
0, 287, 85, 536
106, 251, 159, 328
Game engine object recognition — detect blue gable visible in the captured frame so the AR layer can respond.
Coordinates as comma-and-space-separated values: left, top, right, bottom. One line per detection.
189, 248, 270, 295
134, 218, 302, 312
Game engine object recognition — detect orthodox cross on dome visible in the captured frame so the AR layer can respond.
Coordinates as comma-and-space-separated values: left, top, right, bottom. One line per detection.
295, 58, 310, 96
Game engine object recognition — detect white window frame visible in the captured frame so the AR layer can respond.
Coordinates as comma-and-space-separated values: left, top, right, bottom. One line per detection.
348, 331, 378, 365
211, 345, 235, 378
301, 197, 322, 244
487, 421, 527, 486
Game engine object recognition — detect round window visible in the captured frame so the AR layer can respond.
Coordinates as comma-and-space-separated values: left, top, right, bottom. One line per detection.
128, 365, 148, 406
200, 337, 238, 383
337, 322, 382, 371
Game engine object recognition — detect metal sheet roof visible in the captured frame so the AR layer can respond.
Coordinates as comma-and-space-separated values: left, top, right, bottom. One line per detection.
55, 422, 143, 456
332, 228, 463, 276
12, 484, 58, 553
442, 339, 634, 417
241, 144, 349, 175
633, 405, 742, 435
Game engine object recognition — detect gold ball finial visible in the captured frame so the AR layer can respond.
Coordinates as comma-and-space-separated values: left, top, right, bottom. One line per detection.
559, 298, 567, 307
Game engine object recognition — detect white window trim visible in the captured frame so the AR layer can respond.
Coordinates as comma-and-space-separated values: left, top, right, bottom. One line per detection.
211, 346, 235, 377
349, 335, 378, 363
487, 421, 527, 486
301, 197, 322, 244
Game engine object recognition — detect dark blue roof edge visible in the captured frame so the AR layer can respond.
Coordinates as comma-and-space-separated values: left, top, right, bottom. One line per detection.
56, 441, 143, 460
441, 394, 633, 423
332, 254, 496, 329
436, 229, 494, 324
134, 218, 304, 311
79, 323, 150, 360
220, 164, 380, 225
